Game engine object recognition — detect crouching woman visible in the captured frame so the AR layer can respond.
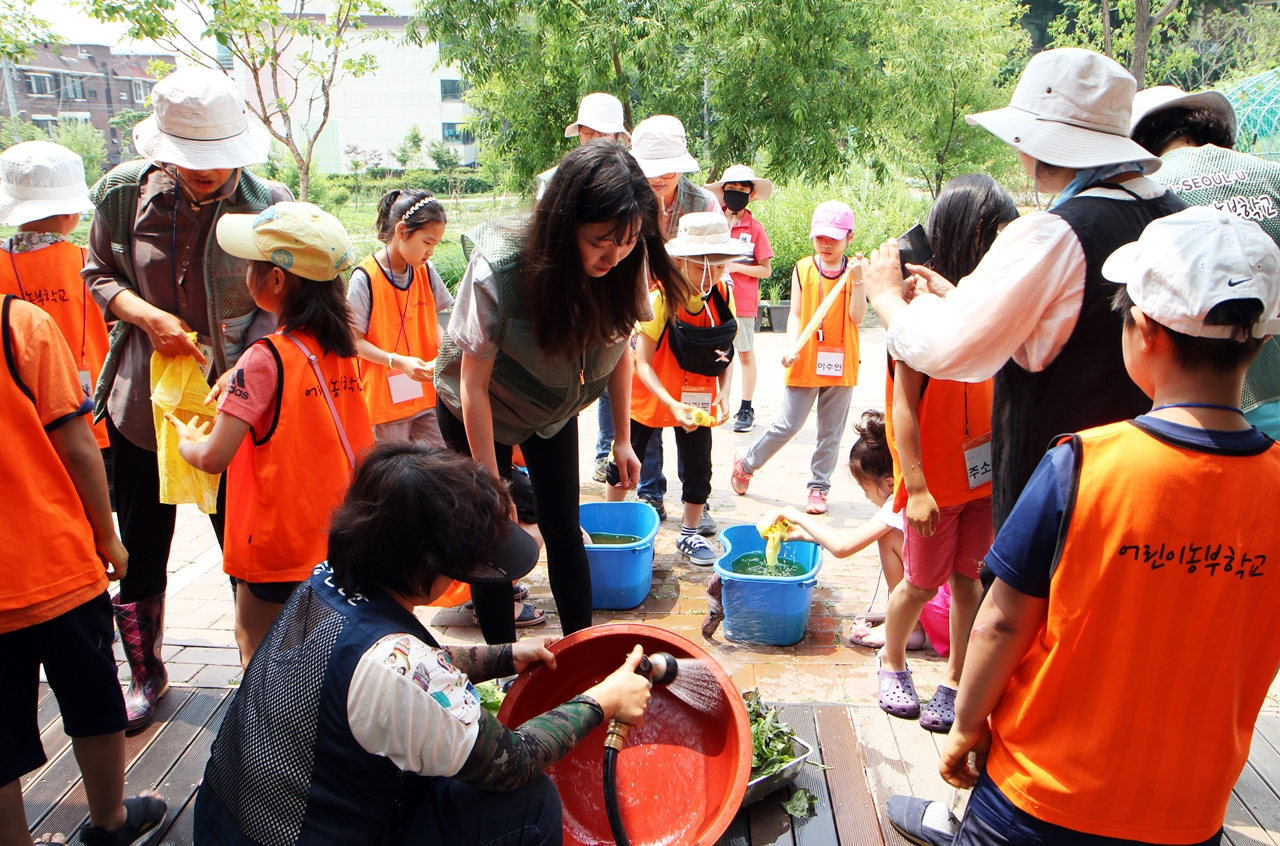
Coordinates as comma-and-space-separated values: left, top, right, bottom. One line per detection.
193, 443, 652, 846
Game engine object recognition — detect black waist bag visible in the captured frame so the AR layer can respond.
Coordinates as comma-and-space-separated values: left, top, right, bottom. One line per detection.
663, 285, 738, 377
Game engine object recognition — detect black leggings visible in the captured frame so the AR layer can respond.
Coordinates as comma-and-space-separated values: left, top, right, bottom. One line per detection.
606, 420, 712, 510
436, 399, 593, 643
107, 416, 225, 603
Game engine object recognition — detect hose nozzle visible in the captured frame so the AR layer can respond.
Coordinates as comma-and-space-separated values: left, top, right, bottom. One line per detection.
637, 652, 678, 687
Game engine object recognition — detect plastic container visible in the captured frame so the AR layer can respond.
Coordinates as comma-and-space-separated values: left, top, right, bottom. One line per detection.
580, 502, 660, 610
713, 525, 823, 646
499, 623, 752, 846
742, 735, 814, 806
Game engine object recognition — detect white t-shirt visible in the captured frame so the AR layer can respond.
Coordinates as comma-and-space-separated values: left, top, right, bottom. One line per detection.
345, 633, 482, 777
871, 498, 903, 532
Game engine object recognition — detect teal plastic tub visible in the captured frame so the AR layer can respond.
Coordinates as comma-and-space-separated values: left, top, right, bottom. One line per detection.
713, 525, 822, 646
580, 502, 660, 610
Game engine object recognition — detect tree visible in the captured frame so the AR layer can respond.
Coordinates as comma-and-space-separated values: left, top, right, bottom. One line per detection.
49, 120, 109, 178
1, 115, 43, 149
862, 0, 1029, 197
426, 140, 462, 197
0, 0, 61, 63
82, 0, 393, 200
345, 144, 381, 201
1049, 0, 1198, 86
392, 125, 424, 170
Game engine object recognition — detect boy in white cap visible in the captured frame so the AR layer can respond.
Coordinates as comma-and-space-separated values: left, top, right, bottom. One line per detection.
0, 140, 111, 449
706, 164, 774, 432
535, 92, 631, 198
1130, 85, 1280, 440
887, 206, 1280, 845
84, 65, 292, 731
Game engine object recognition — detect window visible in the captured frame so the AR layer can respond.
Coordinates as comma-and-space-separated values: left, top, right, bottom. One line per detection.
441, 123, 473, 144
88, 89, 98, 100
440, 79, 468, 103
61, 75, 85, 99
31, 115, 57, 129
58, 111, 91, 124
27, 73, 53, 97
120, 91, 128, 101
132, 80, 151, 102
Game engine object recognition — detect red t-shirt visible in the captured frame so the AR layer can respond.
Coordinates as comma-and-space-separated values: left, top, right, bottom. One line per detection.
725, 209, 774, 318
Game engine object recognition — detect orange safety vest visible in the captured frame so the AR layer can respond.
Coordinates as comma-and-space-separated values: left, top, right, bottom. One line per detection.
785, 256, 859, 389
0, 296, 106, 631
223, 331, 375, 583
0, 241, 111, 448
355, 254, 440, 425
631, 281, 728, 429
987, 420, 1280, 842
884, 358, 993, 510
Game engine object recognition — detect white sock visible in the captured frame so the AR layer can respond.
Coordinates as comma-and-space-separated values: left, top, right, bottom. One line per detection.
922, 801, 958, 834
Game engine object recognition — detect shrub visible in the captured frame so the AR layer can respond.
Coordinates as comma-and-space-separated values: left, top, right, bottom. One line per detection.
328, 188, 351, 208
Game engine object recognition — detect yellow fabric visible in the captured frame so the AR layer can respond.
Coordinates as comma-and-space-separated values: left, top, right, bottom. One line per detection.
637, 286, 738, 342
151, 334, 220, 513
757, 515, 790, 570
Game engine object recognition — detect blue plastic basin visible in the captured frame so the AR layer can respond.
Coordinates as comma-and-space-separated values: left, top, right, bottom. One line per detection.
580, 502, 660, 610
713, 525, 822, 646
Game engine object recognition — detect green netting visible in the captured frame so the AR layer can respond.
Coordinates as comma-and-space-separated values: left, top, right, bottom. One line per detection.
1227, 70, 1280, 161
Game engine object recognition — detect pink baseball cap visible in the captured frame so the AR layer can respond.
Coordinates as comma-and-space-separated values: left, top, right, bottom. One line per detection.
809, 201, 855, 240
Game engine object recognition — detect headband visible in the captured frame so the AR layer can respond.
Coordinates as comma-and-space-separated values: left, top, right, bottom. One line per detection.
401, 194, 438, 223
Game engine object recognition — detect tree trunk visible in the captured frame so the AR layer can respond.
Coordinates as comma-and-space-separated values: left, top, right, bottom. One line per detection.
1131, 0, 1153, 88
1101, 0, 1114, 59
298, 158, 311, 202
611, 42, 632, 130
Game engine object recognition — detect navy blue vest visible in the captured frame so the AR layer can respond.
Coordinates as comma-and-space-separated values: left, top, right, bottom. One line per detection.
195, 566, 444, 845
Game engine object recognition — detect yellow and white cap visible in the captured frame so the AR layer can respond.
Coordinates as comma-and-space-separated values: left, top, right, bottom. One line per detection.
216, 202, 355, 282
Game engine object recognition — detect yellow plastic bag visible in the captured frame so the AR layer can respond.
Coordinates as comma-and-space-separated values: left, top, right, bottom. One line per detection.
151, 335, 220, 513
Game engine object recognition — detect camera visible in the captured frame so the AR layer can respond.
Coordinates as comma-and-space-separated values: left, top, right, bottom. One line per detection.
897, 224, 933, 277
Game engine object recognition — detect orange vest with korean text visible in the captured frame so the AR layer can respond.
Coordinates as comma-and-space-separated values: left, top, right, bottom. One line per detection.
224, 331, 374, 583
884, 359, 993, 510
0, 241, 111, 447
631, 281, 728, 429
785, 256, 859, 389
356, 254, 440, 425
0, 296, 106, 631
987, 420, 1280, 842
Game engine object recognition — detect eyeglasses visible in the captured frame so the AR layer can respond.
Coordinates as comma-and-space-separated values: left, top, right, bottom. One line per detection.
648, 172, 678, 184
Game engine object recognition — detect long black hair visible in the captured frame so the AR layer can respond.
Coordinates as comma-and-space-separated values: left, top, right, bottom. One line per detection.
375, 188, 447, 242
520, 143, 692, 360
255, 260, 358, 359
925, 174, 1019, 284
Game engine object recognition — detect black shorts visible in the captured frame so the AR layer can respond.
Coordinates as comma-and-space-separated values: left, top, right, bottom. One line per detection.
0, 592, 127, 785
229, 577, 302, 605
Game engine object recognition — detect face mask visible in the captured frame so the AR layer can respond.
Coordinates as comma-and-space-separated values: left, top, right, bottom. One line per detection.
722, 190, 750, 212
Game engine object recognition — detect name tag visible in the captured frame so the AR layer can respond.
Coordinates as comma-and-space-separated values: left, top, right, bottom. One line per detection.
388, 371, 424, 404
79, 368, 92, 397
198, 342, 215, 380
681, 388, 712, 411
815, 347, 844, 378
964, 433, 993, 489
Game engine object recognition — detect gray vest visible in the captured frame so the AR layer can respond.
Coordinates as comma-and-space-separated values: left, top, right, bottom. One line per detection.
435, 219, 625, 445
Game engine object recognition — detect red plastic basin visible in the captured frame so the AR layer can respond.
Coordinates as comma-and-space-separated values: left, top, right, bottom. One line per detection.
498, 623, 751, 846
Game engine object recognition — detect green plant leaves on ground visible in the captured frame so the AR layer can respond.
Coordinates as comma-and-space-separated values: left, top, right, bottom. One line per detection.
745, 689, 799, 780
781, 788, 817, 818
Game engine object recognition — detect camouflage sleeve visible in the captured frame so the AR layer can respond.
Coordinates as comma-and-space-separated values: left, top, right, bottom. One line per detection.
454, 695, 605, 791
441, 644, 514, 683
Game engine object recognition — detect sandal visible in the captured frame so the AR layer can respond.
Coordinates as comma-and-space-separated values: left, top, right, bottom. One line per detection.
472, 602, 545, 628
846, 621, 926, 651
78, 793, 167, 846
919, 684, 957, 734
877, 656, 921, 719
465, 583, 529, 609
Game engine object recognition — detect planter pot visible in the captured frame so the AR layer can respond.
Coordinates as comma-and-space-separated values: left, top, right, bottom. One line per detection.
767, 302, 791, 332
713, 525, 823, 646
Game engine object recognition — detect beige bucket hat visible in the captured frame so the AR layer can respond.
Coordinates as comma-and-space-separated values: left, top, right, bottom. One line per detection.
665, 212, 751, 264
134, 67, 270, 170
1129, 85, 1238, 145
565, 93, 631, 144
0, 141, 94, 226
706, 164, 774, 203
630, 115, 700, 178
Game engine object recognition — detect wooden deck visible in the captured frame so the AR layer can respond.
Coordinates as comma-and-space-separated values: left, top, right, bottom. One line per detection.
24, 687, 1280, 845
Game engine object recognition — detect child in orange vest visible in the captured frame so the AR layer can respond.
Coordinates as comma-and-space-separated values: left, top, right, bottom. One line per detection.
0, 141, 111, 449
605, 212, 740, 564
168, 203, 373, 669
878, 175, 1018, 733
889, 208, 1280, 845
348, 189, 452, 447
731, 200, 864, 514
0, 295, 169, 843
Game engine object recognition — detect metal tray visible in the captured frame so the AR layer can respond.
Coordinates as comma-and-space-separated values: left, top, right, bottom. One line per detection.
741, 734, 814, 807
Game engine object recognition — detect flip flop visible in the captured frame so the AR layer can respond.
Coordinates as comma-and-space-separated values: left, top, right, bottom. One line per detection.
919, 684, 957, 734
845, 622, 927, 651
465, 582, 529, 609
885, 795, 958, 846
877, 657, 921, 719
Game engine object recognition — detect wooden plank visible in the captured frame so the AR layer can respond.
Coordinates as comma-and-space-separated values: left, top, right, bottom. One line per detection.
1233, 760, 1280, 836
155, 790, 199, 846
779, 705, 839, 846
34, 691, 202, 834
713, 807, 751, 846
140, 691, 234, 845
749, 787, 794, 846
814, 705, 885, 846
1224, 789, 1280, 846
886, 708, 956, 808
23, 710, 74, 792
847, 706, 910, 846
926, 732, 969, 819
1247, 725, 1280, 802
36, 684, 58, 733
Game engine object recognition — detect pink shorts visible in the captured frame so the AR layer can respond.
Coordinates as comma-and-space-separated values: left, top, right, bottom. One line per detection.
903, 497, 993, 590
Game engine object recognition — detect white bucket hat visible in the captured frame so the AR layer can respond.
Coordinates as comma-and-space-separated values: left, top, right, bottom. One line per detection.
967, 48, 1162, 173
630, 115, 700, 179
0, 141, 94, 226
1103, 206, 1280, 339
705, 164, 773, 202
665, 212, 751, 264
565, 93, 631, 144
134, 67, 270, 170
1129, 85, 1238, 145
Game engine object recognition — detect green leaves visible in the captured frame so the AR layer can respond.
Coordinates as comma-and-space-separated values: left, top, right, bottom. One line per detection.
476, 681, 506, 716
0, 0, 62, 62
781, 788, 817, 818
745, 689, 798, 780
